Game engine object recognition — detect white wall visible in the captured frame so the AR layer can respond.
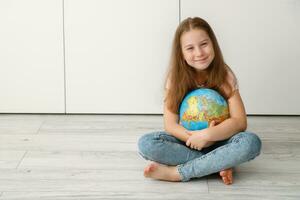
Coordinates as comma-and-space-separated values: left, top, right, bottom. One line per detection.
182, 0, 300, 115
0, 0, 65, 113
0, 0, 299, 115
64, 0, 178, 114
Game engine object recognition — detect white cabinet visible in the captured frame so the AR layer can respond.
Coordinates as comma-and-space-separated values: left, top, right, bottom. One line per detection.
64, 0, 179, 113
181, 0, 300, 114
2, 0, 298, 115
0, 0, 65, 113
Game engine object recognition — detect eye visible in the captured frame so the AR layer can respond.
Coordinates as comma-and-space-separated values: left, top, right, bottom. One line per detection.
187, 47, 193, 50
201, 43, 207, 46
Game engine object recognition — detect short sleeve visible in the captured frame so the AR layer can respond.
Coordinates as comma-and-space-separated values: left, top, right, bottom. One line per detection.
226, 69, 239, 91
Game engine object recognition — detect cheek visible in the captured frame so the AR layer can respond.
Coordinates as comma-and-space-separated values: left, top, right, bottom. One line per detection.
210, 50, 215, 59
207, 47, 215, 58
183, 52, 192, 61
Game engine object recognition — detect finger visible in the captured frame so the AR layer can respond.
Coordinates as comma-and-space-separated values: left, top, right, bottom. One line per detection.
186, 140, 190, 146
209, 120, 216, 127
186, 131, 192, 136
195, 146, 201, 151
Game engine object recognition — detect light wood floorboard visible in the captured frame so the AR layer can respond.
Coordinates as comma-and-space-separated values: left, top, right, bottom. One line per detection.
0, 114, 299, 199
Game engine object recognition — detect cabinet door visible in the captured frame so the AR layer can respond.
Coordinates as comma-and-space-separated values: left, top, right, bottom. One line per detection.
0, 0, 65, 113
182, 0, 300, 115
65, 0, 179, 113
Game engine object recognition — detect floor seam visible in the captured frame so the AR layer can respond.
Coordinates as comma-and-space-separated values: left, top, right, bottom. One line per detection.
206, 178, 210, 194
35, 120, 45, 135
16, 151, 28, 169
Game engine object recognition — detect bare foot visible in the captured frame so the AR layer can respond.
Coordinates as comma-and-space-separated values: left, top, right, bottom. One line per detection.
143, 162, 181, 182
219, 168, 233, 185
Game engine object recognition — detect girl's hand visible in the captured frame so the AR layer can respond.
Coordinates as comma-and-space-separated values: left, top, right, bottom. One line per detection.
185, 121, 216, 151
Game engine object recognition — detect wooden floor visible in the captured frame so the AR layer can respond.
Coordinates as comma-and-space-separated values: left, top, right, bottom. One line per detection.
0, 114, 299, 199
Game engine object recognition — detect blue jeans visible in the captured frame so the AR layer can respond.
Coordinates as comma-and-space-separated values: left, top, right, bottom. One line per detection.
138, 131, 262, 181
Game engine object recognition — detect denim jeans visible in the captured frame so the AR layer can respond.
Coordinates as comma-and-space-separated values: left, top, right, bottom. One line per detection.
138, 131, 262, 181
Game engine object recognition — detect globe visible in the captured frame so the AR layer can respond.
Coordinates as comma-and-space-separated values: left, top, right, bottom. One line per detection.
179, 88, 229, 131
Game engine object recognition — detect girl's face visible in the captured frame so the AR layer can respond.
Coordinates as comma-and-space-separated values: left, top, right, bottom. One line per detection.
181, 29, 215, 72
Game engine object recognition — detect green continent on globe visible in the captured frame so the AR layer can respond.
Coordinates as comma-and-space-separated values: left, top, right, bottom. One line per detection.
182, 95, 229, 125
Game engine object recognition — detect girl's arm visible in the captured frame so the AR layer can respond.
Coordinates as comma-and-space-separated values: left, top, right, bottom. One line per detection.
203, 90, 247, 142
163, 99, 189, 142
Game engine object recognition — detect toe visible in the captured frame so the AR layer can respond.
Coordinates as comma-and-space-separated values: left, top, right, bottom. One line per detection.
220, 170, 227, 177
222, 177, 228, 183
143, 170, 148, 177
144, 166, 150, 172
149, 163, 156, 171
144, 165, 152, 176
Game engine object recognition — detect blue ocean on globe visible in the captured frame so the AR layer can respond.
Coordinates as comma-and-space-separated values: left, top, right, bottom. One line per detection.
179, 88, 229, 131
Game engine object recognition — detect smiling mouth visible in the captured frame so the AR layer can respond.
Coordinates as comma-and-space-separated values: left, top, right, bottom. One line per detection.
194, 57, 208, 62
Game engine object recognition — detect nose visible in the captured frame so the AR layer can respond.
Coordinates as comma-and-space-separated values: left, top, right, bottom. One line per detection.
194, 47, 204, 57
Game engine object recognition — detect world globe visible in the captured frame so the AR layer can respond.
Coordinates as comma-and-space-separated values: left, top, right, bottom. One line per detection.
179, 88, 229, 131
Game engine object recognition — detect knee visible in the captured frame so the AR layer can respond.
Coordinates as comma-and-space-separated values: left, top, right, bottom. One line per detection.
244, 132, 262, 158
236, 132, 262, 160
138, 132, 160, 159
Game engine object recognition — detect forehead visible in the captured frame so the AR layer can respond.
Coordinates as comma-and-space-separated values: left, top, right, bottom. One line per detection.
180, 29, 209, 45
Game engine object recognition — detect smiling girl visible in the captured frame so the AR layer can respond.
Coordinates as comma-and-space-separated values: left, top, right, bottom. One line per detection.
138, 17, 262, 185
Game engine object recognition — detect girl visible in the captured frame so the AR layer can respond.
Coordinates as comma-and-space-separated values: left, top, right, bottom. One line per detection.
138, 17, 261, 185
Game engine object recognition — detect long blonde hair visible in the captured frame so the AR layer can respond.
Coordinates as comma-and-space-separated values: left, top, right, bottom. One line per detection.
165, 17, 235, 114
